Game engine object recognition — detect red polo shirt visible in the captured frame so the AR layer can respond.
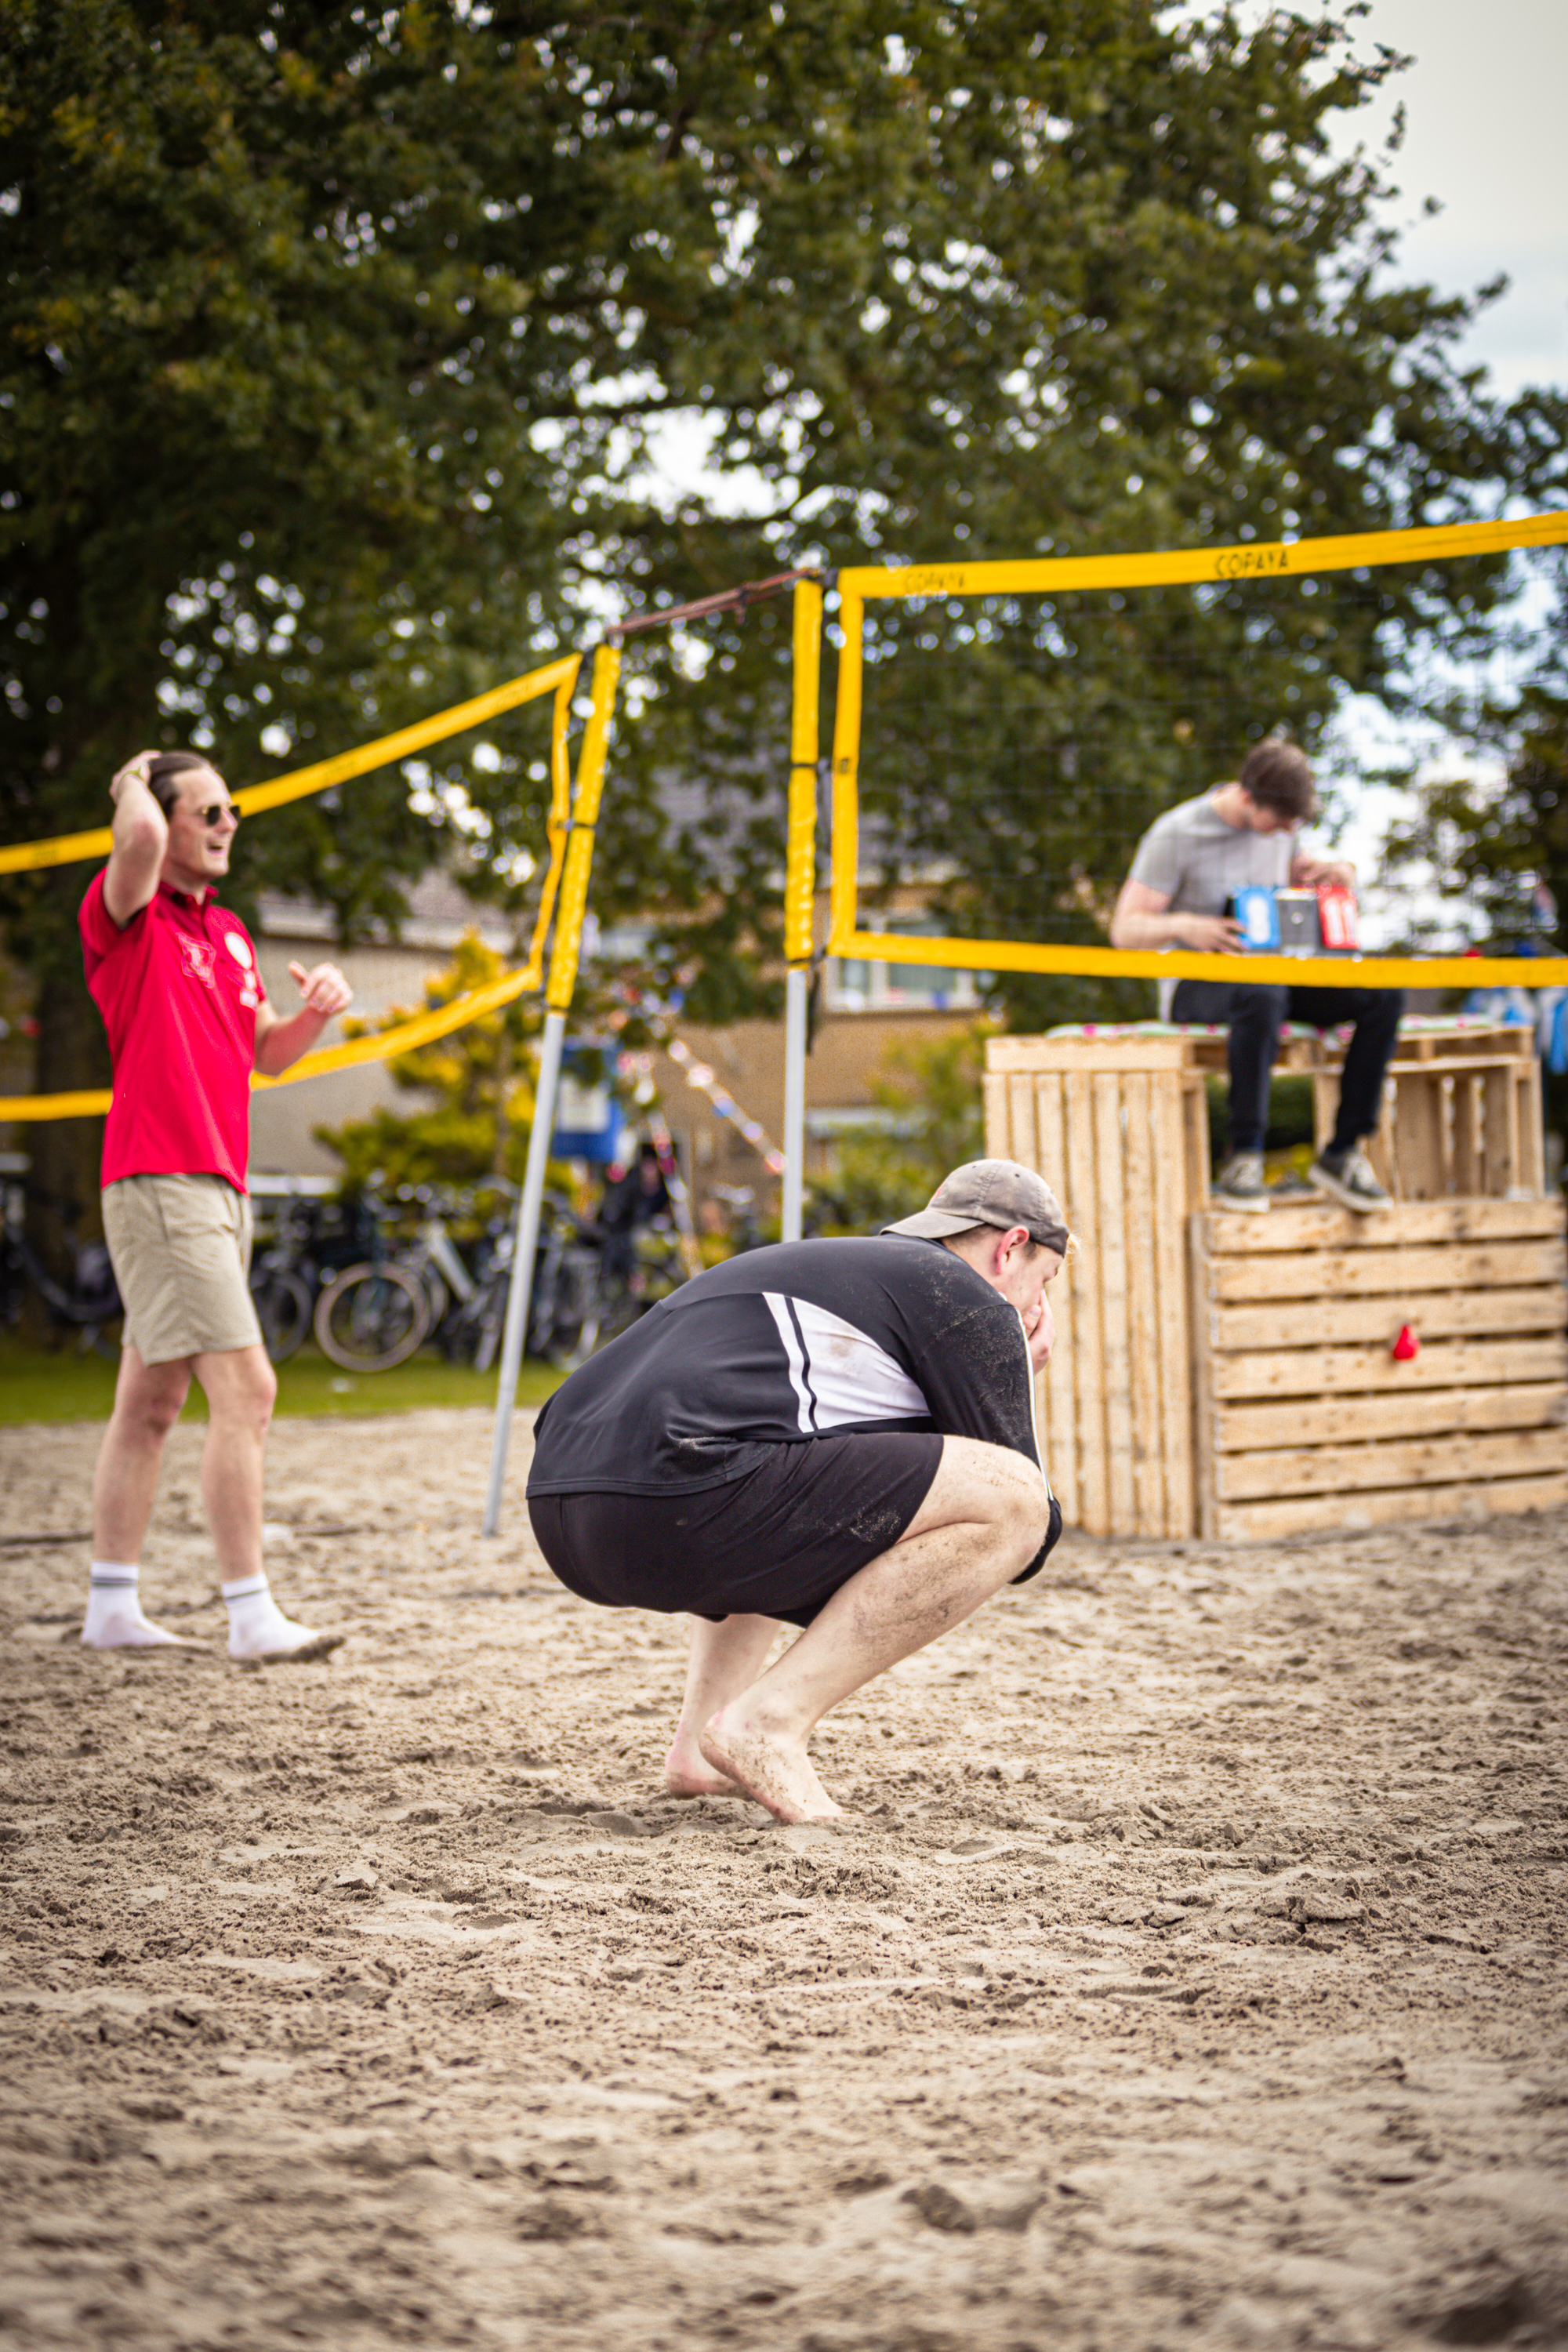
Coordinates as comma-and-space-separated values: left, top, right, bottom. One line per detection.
80, 872, 262, 1192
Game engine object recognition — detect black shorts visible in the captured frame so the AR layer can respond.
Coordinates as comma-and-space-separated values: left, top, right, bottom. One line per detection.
527, 1431, 945, 1628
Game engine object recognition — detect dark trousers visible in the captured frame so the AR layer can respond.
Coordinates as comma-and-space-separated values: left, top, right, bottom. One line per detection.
1170, 979, 1405, 1156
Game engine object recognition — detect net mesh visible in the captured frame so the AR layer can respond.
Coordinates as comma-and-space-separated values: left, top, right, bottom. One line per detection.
844, 542, 1563, 969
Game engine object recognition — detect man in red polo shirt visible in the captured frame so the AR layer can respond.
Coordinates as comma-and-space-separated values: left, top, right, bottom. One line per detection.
78, 747, 353, 1658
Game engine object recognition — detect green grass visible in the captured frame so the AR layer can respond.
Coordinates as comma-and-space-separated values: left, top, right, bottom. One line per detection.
0, 1334, 566, 1424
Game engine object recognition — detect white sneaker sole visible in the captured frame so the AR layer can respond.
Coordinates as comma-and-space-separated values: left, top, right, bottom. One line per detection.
1308, 1163, 1392, 1213
1213, 1188, 1271, 1214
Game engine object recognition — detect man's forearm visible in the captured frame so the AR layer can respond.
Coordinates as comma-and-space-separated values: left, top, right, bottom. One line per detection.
1109, 908, 1192, 951
254, 1009, 334, 1076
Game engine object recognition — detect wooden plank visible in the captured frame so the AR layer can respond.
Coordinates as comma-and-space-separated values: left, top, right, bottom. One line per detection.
982, 1071, 1010, 1161
1210, 1286, 1566, 1353
1215, 1469, 1568, 1544
1374, 1074, 1402, 1200
1215, 1425, 1568, 1503
1393, 1071, 1449, 1201
1007, 1071, 1037, 1172
1189, 1211, 1218, 1540
1094, 1072, 1136, 1536
1484, 1062, 1520, 1196
1120, 1070, 1164, 1537
1208, 1238, 1566, 1305
1033, 1074, 1078, 1530
1150, 1073, 1195, 1537
1210, 1332, 1568, 1401
1214, 1203, 1548, 1252
1205, 1196, 1565, 1255
988, 1036, 1190, 1074
1064, 1070, 1107, 1535
1182, 1076, 1210, 1210
1454, 1075, 1486, 1198
1519, 1062, 1546, 1193
1214, 1382, 1566, 1454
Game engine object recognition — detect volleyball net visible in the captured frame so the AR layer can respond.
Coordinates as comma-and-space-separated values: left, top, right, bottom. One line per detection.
0, 651, 592, 1121
819, 511, 1568, 996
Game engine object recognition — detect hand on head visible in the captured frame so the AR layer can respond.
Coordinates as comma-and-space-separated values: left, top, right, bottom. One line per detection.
110, 750, 161, 804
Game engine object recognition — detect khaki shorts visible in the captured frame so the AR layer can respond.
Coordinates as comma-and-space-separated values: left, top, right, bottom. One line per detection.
102, 1174, 263, 1366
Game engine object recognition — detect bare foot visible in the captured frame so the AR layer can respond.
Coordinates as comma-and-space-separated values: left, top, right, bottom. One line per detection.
699, 1703, 843, 1825
662, 1733, 742, 1798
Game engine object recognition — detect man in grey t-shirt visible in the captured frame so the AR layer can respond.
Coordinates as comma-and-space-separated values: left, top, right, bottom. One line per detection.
1111, 740, 1401, 1212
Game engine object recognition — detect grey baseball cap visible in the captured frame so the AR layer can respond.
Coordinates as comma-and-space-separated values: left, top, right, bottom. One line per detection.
882, 1159, 1069, 1254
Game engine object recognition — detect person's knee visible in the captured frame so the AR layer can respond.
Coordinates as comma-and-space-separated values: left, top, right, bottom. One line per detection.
989, 1454, 1054, 1574
1366, 987, 1404, 1036
1231, 984, 1288, 1022
207, 1352, 277, 1435
120, 1365, 188, 1441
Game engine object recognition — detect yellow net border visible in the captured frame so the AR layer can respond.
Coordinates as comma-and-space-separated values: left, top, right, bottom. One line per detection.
820, 508, 1568, 991
0, 653, 605, 1123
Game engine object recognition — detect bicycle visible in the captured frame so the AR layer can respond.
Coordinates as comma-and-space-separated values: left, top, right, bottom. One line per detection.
0, 1181, 123, 1357
247, 1197, 318, 1364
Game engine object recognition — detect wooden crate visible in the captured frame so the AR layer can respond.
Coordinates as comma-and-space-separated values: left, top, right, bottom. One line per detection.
1193, 1198, 1568, 1540
985, 1036, 1208, 1539
987, 1030, 1567, 1544
1316, 1029, 1546, 1203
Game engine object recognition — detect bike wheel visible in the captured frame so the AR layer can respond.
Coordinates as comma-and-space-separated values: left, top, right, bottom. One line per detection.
544, 1249, 603, 1371
441, 1271, 506, 1370
251, 1268, 313, 1364
418, 1265, 450, 1331
313, 1262, 430, 1371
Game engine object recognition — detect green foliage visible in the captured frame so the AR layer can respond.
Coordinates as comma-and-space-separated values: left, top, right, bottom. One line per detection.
312, 931, 557, 1196
1380, 598, 1568, 956
812, 1024, 989, 1233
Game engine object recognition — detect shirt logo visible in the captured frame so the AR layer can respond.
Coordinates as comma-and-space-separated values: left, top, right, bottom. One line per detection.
224, 931, 252, 968
178, 935, 216, 988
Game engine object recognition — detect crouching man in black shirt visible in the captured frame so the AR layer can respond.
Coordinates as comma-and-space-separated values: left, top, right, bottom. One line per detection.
527, 1159, 1066, 1822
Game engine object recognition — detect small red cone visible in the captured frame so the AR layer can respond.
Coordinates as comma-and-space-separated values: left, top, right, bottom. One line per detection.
1392, 1323, 1420, 1362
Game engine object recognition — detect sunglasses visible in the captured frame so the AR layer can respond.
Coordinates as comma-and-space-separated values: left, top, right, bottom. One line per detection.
194, 802, 241, 829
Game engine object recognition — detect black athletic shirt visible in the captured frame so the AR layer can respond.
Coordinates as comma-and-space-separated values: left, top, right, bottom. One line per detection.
528, 1234, 1056, 1573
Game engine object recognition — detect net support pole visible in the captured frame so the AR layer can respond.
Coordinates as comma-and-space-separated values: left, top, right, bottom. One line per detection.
781, 579, 823, 1243
482, 640, 622, 1537
481, 1008, 565, 1537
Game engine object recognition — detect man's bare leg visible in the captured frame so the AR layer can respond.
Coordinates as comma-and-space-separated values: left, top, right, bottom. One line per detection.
195, 1346, 342, 1661
699, 1436, 1049, 1822
664, 1613, 783, 1795
85, 1347, 197, 1647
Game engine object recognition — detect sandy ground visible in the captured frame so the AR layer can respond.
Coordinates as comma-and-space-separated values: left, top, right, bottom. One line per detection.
1, 1406, 1565, 2352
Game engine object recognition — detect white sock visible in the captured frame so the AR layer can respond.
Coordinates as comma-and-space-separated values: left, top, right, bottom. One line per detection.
222, 1574, 328, 1661
83, 1563, 188, 1649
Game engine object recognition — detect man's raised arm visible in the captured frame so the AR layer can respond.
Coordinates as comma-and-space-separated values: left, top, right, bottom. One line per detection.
102, 751, 169, 927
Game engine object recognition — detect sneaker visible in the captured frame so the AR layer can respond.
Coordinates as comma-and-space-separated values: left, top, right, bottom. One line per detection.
1309, 1144, 1392, 1212
1214, 1152, 1270, 1212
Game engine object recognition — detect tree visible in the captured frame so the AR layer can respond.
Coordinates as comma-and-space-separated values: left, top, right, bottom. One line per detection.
811, 1024, 989, 1232
3, 1, 1549, 1261
311, 932, 550, 1200
1378, 582, 1568, 1158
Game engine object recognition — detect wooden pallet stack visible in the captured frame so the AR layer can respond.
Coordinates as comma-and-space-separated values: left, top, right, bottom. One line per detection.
985, 1029, 1568, 1542
985, 1036, 1207, 1540
1193, 1199, 1568, 1540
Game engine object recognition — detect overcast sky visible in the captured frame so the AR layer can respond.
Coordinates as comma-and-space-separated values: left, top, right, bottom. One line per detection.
1312, 0, 1566, 401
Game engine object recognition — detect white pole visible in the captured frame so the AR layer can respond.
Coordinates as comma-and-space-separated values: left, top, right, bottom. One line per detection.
781, 964, 809, 1243
481, 1007, 566, 1538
